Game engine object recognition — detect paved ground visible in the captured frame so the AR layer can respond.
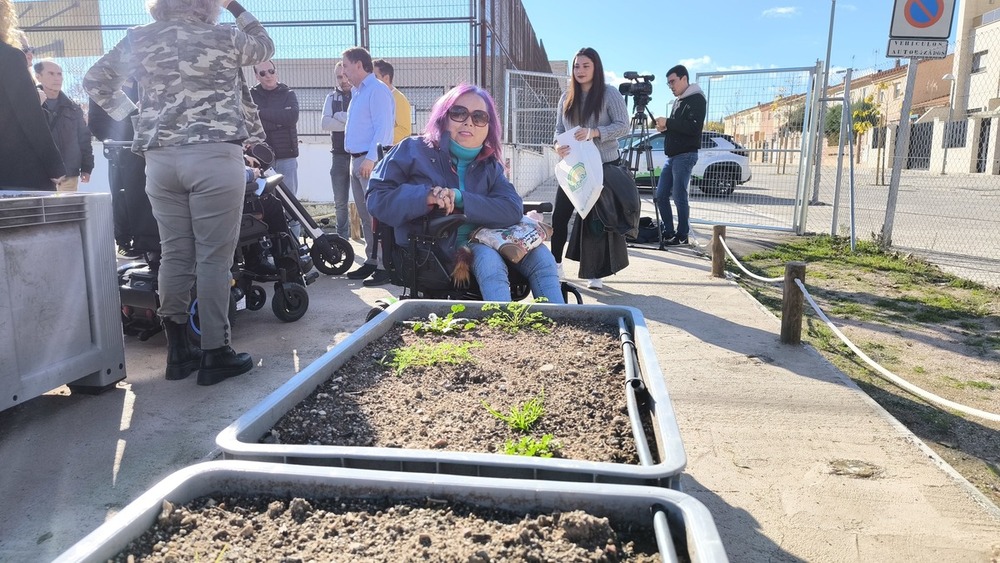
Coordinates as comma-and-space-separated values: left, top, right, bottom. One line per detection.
1, 219, 999, 561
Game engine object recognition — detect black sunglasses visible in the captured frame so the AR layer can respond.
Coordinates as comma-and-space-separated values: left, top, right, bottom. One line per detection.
257, 68, 276, 77
447, 105, 489, 127
22, 46, 34, 54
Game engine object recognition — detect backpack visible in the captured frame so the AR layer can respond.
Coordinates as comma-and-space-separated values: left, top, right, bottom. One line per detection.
625, 216, 659, 244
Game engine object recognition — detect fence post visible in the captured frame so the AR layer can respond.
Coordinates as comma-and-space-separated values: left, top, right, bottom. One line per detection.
780, 261, 807, 345
711, 225, 726, 278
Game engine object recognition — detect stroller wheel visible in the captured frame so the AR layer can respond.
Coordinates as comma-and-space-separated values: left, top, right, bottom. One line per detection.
245, 285, 266, 311
311, 234, 355, 275
272, 282, 309, 322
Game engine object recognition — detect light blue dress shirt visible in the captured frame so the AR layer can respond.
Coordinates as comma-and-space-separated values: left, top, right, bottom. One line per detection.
344, 72, 395, 160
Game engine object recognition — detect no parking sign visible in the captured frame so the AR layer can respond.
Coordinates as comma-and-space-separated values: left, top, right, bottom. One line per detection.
887, 0, 955, 58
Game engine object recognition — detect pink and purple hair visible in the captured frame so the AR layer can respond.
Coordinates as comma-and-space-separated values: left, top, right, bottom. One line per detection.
422, 83, 503, 161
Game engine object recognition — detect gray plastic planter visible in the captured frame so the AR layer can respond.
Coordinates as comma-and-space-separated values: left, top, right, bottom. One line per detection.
216, 300, 686, 487
54, 461, 727, 563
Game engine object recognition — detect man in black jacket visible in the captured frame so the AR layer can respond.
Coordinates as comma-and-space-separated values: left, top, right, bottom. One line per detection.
251, 60, 299, 237
250, 63, 297, 173
654, 64, 705, 247
34, 59, 93, 192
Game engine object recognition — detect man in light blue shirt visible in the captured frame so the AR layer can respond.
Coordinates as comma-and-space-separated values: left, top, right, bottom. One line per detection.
341, 46, 394, 286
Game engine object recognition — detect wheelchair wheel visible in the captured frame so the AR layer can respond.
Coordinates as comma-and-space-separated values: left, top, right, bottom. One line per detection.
562, 282, 584, 304
311, 234, 354, 275
245, 285, 266, 311
272, 282, 309, 322
365, 297, 397, 322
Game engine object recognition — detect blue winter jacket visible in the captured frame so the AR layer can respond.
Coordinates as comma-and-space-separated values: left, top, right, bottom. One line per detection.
367, 134, 523, 250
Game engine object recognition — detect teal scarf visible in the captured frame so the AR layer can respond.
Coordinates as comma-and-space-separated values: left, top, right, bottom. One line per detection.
450, 140, 483, 245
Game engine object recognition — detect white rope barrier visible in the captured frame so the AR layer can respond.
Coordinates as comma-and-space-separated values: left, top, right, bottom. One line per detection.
715, 232, 1000, 423
793, 278, 1000, 423
718, 236, 784, 283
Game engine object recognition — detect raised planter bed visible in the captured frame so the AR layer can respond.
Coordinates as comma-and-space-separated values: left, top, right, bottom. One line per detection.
54, 461, 727, 562
216, 301, 686, 487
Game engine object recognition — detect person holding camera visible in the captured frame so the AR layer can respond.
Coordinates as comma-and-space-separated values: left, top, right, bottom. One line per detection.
553, 47, 630, 290
84, 0, 274, 386
654, 64, 706, 247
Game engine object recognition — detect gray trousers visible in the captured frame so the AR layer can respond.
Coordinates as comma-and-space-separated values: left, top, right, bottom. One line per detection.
350, 154, 379, 267
145, 143, 244, 350
330, 152, 351, 238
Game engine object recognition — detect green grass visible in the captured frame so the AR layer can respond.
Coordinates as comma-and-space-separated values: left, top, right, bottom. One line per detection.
502, 434, 560, 458
483, 389, 545, 433
481, 301, 553, 334
381, 341, 482, 375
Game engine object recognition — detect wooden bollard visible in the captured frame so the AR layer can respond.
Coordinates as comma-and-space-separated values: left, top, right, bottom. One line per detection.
349, 202, 362, 241
711, 225, 726, 278
780, 261, 807, 345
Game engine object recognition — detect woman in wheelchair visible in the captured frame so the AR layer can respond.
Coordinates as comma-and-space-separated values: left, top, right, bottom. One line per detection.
367, 83, 564, 303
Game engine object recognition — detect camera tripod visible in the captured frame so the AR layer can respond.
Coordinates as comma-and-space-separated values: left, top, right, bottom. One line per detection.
621, 103, 666, 250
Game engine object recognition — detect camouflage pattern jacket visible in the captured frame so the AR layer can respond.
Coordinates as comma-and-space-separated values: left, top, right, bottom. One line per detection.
83, 11, 274, 152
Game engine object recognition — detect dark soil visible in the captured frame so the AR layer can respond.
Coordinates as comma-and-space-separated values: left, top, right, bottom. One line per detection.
110, 495, 661, 562
264, 318, 645, 464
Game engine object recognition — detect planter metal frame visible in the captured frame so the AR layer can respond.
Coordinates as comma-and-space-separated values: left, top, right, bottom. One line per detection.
55, 461, 727, 563
216, 301, 686, 487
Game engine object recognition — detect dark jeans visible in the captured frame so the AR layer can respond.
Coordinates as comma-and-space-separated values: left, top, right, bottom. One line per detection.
655, 151, 697, 239
107, 145, 159, 252
550, 186, 574, 263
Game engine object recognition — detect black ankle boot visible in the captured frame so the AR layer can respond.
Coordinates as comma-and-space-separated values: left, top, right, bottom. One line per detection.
162, 319, 202, 380
197, 346, 253, 386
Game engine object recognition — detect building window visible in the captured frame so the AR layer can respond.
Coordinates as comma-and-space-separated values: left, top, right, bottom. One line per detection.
893, 84, 901, 99
972, 50, 987, 73
943, 120, 967, 148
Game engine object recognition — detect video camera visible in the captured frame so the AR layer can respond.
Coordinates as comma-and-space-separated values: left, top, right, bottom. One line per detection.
618, 71, 654, 112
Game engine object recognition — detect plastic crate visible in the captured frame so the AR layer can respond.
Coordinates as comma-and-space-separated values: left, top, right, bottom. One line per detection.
54, 460, 727, 563
216, 300, 686, 487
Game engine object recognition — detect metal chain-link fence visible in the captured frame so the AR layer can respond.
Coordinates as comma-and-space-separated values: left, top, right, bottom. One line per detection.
15, 0, 553, 140
808, 13, 1000, 288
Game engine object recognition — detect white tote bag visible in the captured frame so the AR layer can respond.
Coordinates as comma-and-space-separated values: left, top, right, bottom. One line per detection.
554, 126, 605, 218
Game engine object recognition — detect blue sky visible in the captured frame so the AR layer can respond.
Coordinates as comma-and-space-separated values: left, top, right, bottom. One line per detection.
520, 1, 958, 88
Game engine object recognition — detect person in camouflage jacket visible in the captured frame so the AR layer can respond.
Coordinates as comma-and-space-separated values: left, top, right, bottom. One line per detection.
83, 0, 273, 386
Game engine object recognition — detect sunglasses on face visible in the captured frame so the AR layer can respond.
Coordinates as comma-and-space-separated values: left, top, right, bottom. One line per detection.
22, 46, 34, 54
447, 105, 489, 127
258, 68, 276, 77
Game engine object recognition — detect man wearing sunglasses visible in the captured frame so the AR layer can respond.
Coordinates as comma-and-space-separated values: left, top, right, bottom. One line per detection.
251, 60, 300, 236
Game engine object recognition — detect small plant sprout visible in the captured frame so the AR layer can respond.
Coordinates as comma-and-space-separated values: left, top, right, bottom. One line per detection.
381, 341, 482, 375
482, 389, 545, 432
410, 304, 477, 334
502, 434, 560, 458
481, 301, 552, 334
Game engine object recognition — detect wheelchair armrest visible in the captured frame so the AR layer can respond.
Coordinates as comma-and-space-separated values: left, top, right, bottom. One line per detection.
421, 214, 467, 238
264, 174, 284, 190
523, 201, 552, 213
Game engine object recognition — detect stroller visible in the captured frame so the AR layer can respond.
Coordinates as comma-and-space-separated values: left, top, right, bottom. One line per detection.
365, 201, 583, 321
117, 142, 354, 341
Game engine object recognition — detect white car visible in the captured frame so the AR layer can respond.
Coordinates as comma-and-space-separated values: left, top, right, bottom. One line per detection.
619, 131, 752, 196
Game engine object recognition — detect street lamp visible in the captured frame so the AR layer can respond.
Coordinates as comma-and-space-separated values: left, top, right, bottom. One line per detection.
941, 73, 957, 175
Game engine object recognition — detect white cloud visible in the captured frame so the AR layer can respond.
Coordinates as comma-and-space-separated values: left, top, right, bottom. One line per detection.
716, 65, 755, 72
762, 6, 798, 17
679, 56, 712, 70
839, 3, 858, 11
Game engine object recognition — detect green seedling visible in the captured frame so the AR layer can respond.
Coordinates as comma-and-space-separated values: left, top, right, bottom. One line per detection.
482, 389, 545, 432
481, 300, 552, 334
502, 434, 560, 458
381, 341, 481, 375
410, 304, 477, 334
